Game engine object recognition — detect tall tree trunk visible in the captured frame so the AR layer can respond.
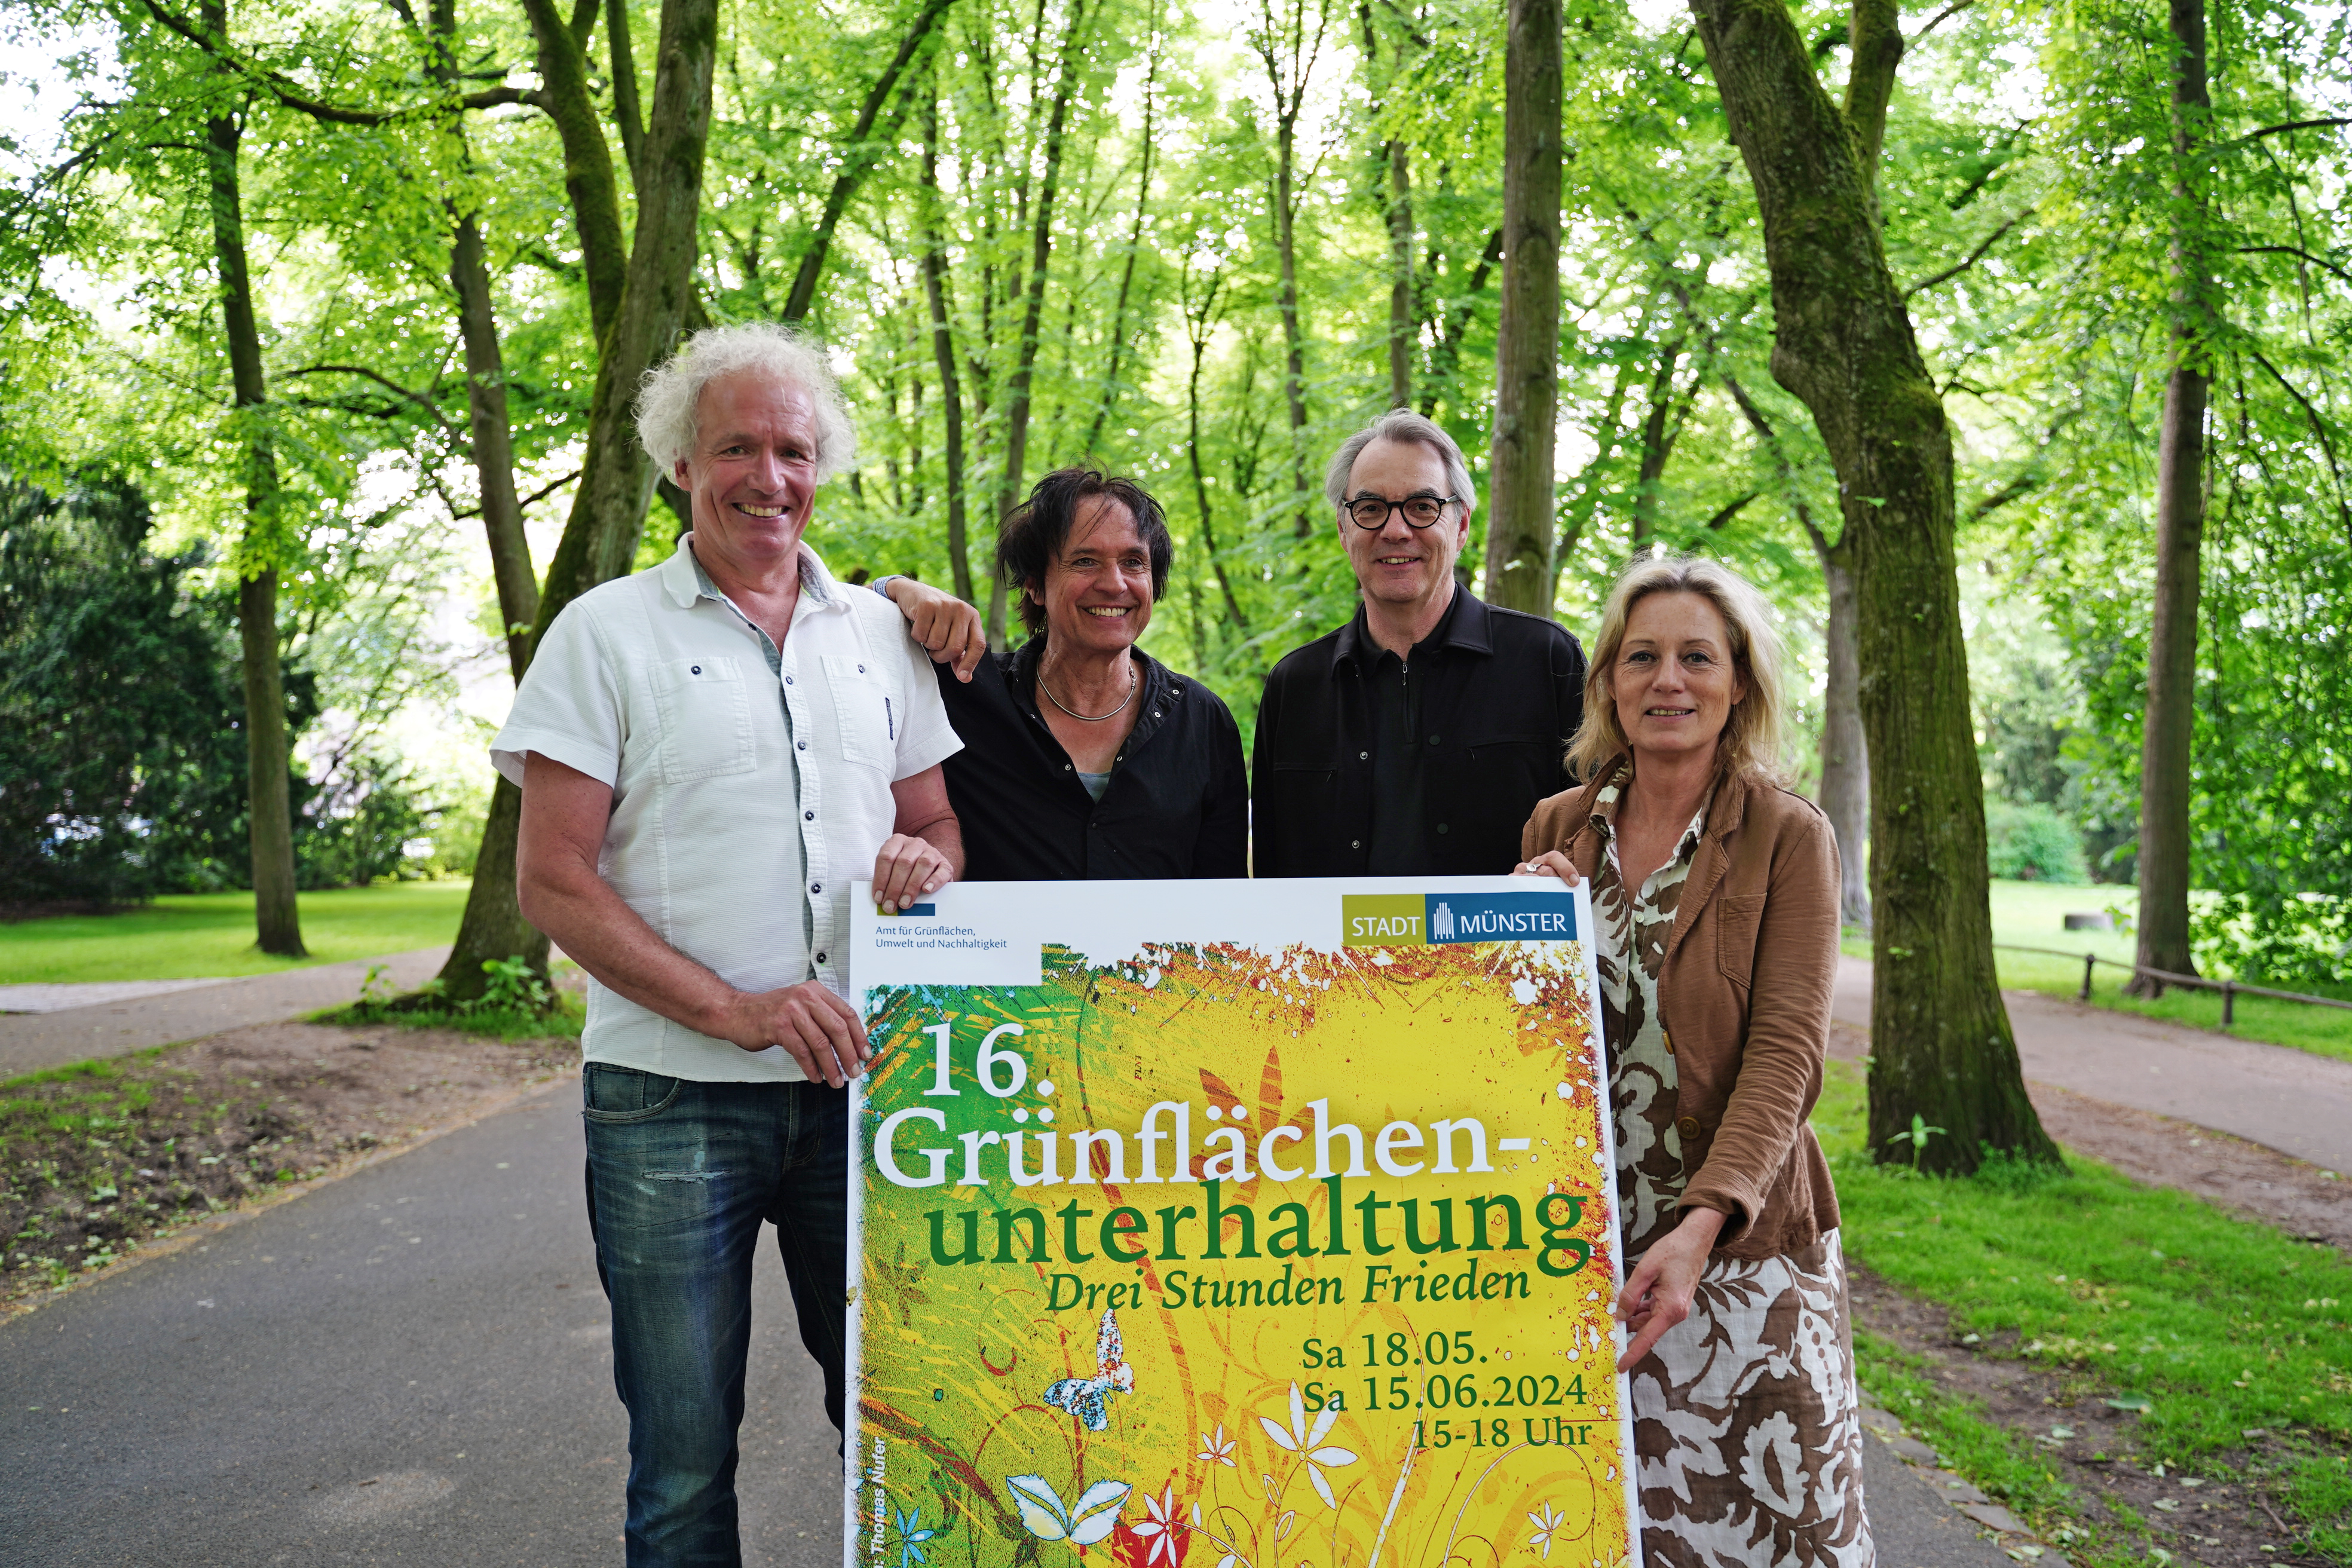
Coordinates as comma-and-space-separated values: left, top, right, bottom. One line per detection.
520, 0, 628, 344
430, 0, 552, 984
1551, 335, 1639, 599
781, 0, 958, 323
1724, 372, 1867, 927
234, 571, 302, 953
1688, 0, 2058, 1172
987, 0, 1089, 647
200, 36, 304, 957
1253, 0, 1326, 539
1629, 336, 1686, 547
447, 225, 535, 673
1185, 275, 1250, 634
605, 0, 646, 185
920, 94, 975, 604
1484, 0, 1561, 615
1817, 551, 1872, 925
431, 0, 539, 683
1422, 226, 1502, 418
437, 0, 719, 1001
1270, 112, 1312, 538
1083, 29, 1160, 457
532, 0, 719, 611
2128, 0, 2210, 996
1386, 138, 1415, 409
1358, 0, 1415, 409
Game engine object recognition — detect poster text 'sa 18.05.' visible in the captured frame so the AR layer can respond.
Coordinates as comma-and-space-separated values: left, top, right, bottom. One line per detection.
847, 878, 1640, 1568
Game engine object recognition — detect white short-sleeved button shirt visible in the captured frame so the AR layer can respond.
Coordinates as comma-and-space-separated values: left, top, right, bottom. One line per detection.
491, 535, 960, 1083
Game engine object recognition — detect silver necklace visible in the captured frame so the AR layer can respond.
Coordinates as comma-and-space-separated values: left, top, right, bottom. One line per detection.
1037, 659, 1137, 722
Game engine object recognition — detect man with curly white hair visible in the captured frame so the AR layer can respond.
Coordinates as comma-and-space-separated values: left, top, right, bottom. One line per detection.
492, 321, 963, 1563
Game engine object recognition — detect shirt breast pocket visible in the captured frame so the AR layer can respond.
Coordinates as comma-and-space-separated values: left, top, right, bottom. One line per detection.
820, 654, 893, 770
657, 659, 757, 783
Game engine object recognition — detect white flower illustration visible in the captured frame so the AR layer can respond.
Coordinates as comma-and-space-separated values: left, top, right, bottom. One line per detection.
1526, 1501, 1566, 1559
1131, 1484, 1184, 1567
1258, 1382, 1357, 1509
1196, 1423, 1237, 1468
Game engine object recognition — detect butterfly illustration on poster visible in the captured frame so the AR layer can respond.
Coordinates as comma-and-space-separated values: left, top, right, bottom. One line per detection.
1040, 1307, 1134, 1431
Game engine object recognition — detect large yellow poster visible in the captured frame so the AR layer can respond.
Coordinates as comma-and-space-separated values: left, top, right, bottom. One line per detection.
848, 878, 1637, 1568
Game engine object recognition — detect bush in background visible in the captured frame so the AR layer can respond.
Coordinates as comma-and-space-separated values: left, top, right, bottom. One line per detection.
406, 770, 489, 880
0, 475, 249, 906
1984, 798, 2091, 883
2191, 892, 2352, 989
293, 754, 430, 889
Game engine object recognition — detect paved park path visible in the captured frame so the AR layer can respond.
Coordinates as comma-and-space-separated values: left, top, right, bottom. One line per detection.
0, 1082, 838, 1567
1834, 956, 2352, 1175
0, 1076, 2009, 1567
0, 947, 448, 1079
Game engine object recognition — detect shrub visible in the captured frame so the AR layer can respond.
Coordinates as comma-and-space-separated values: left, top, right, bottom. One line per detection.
0, 475, 250, 904
2191, 891, 2352, 989
294, 754, 431, 889
1984, 798, 2090, 883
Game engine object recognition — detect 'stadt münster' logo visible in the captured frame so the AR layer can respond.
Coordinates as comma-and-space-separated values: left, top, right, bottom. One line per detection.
1342, 892, 1576, 947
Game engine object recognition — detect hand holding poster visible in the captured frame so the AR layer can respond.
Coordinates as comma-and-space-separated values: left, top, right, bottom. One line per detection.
847, 878, 1640, 1568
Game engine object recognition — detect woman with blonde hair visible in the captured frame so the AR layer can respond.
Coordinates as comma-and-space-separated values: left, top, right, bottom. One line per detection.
1515, 555, 1870, 1565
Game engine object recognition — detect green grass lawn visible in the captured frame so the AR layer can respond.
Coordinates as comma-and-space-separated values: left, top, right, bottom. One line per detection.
0, 881, 472, 985
1843, 878, 2352, 1065
1817, 1059, 2352, 1560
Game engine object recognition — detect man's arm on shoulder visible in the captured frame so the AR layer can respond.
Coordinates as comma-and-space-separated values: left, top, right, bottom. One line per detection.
514, 752, 871, 1085
874, 764, 963, 914
874, 577, 987, 682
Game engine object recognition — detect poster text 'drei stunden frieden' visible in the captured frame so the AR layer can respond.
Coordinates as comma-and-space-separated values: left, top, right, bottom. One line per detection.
846, 878, 1639, 1568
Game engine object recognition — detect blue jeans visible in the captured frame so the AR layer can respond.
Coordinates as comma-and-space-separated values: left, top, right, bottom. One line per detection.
582, 1064, 848, 1567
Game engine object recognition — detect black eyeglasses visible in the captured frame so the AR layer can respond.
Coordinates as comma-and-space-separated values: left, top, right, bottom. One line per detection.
1344, 494, 1456, 530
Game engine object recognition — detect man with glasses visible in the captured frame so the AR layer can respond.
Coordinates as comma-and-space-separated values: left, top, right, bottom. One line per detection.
1252, 410, 1587, 877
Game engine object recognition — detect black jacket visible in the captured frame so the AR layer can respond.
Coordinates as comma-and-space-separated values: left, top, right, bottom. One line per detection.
1251, 591, 1587, 877
938, 639, 1249, 881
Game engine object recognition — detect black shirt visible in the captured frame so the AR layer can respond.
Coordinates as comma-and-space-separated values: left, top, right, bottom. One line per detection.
1251, 589, 1588, 877
937, 638, 1250, 881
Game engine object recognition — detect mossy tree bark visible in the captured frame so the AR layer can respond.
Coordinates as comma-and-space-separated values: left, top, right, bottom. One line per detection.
436, 0, 718, 1002
201, 7, 303, 958
2128, 0, 2210, 996
1483, 0, 1560, 615
519, 0, 629, 347
1688, 0, 2059, 1171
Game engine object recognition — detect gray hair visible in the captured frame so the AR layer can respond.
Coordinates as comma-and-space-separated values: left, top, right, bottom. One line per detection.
1322, 410, 1478, 515
635, 323, 859, 481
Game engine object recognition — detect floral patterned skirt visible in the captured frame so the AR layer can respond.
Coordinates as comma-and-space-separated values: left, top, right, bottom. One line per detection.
1627, 1230, 1874, 1567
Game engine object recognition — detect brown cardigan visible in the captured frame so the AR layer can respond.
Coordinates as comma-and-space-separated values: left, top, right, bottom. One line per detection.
1521, 761, 1842, 1260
